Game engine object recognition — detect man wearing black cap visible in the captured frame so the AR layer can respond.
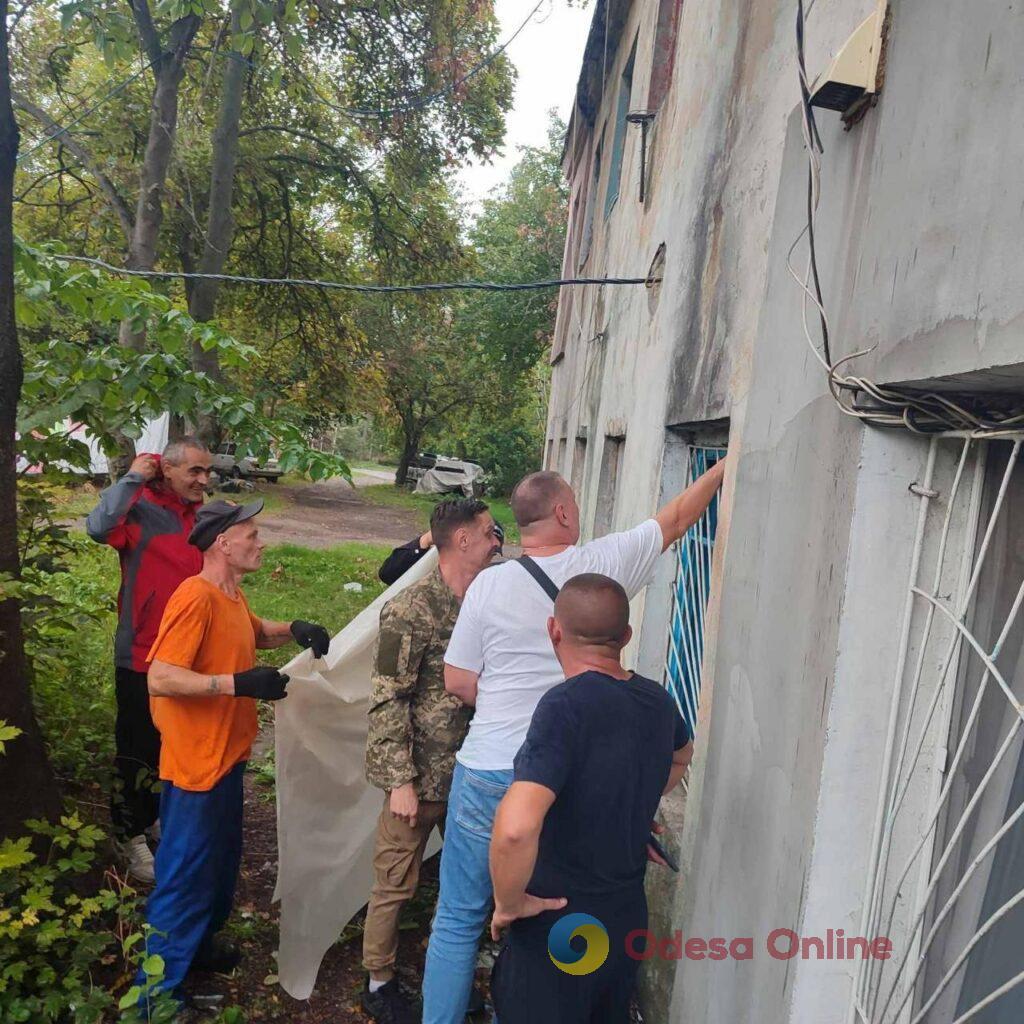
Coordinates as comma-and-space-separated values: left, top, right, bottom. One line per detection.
134, 499, 330, 1009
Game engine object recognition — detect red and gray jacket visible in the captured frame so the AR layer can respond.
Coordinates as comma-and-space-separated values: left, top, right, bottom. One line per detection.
86, 472, 203, 672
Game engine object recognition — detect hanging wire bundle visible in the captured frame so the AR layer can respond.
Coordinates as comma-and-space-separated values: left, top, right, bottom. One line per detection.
789, 0, 1024, 439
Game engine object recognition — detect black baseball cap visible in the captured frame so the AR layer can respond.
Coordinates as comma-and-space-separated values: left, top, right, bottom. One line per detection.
188, 499, 265, 551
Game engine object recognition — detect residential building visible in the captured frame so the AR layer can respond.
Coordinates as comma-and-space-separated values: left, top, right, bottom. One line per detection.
546, 0, 1024, 1021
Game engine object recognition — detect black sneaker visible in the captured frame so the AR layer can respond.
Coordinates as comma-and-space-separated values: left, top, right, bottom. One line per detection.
190, 934, 241, 975
361, 978, 417, 1024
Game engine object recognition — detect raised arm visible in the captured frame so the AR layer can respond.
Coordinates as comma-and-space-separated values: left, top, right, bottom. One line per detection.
378, 533, 432, 586
85, 455, 158, 547
489, 781, 566, 939
654, 457, 727, 552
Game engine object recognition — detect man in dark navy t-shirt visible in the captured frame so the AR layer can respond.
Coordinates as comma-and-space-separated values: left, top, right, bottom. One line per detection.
488, 573, 693, 1024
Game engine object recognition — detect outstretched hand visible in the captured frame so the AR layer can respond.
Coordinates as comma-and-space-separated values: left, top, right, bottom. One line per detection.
290, 620, 330, 658
491, 894, 568, 941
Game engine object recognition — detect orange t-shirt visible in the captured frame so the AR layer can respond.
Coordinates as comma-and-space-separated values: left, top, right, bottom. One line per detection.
147, 575, 262, 792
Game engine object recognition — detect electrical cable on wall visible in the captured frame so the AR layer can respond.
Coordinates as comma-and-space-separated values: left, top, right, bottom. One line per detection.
789, 0, 1024, 439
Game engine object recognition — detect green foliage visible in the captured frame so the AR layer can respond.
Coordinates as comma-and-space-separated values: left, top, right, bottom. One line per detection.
15, 243, 350, 482
419, 117, 565, 490
0, 806, 171, 1024
0, 724, 23, 757
13, 0, 515, 439
448, 400, 545, 498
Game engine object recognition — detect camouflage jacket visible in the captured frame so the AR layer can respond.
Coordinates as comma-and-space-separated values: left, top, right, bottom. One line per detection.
365, 566, 471, 802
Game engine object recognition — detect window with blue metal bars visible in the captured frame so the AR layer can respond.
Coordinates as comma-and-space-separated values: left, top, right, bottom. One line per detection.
663, 445, 726, 735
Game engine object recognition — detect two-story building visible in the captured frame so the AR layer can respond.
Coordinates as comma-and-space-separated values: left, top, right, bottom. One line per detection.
546, 0, 1024, 1020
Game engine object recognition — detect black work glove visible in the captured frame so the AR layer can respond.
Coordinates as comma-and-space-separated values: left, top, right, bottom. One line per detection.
233, 666, 289, 701
290, 620, 330, 658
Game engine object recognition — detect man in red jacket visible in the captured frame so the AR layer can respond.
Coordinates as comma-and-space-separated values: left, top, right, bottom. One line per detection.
86, 437, 212, 882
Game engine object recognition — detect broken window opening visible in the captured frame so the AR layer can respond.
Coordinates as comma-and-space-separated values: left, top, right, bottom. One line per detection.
604, 41, 637, 220
663, 444, 726, 736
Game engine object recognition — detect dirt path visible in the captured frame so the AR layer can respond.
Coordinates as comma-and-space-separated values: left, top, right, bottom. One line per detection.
257, 476, 421, 549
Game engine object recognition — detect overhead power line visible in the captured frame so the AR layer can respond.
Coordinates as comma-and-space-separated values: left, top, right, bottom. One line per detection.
46, 252, 651, 293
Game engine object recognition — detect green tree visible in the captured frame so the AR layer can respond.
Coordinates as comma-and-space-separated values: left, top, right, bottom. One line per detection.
417, 115, 568, 493
12, 0, 515, 446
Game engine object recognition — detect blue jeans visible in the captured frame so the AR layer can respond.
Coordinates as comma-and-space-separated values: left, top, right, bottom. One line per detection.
422, 762, 513, 1023
135, 762, 245, 1007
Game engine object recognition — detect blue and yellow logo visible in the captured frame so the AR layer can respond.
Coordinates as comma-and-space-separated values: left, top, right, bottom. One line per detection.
547, 913, 609, 975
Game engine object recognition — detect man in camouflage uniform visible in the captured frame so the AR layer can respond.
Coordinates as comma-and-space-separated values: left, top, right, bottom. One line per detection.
362, 497, 500, 1024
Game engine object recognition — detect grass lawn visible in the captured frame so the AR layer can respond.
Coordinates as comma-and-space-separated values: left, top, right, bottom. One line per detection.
349, 460, 397, 474
244, 542, 390, 666
359, 484, 519, 544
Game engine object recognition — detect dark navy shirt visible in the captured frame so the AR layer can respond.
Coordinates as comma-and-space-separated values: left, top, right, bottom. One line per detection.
513, 671, 690, 900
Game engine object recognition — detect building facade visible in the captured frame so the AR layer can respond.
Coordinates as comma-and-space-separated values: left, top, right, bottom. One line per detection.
546, 0, 1024, 1021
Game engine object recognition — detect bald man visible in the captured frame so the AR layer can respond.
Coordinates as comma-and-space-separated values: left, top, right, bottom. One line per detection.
422, 461, 723, 1021
487, 575, 692, 1023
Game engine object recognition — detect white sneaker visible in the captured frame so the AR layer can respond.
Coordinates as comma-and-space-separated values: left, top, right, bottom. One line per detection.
146, 819, 161, 844
121, 834, 156, 884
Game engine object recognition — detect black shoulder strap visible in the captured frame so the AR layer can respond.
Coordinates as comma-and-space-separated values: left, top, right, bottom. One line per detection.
516, 555, 560, 602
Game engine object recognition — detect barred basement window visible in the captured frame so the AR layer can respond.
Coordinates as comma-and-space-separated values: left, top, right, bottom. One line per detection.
854, 435, 1024, 1024
663, 444, 726, 735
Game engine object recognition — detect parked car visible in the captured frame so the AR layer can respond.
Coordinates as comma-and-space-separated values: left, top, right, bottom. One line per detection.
413, 457, 485, 497
405, 451, 440, 486
211, 441, 283, 482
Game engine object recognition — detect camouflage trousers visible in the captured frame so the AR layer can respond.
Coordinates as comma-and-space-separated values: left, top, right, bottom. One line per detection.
362, 793, 447, 979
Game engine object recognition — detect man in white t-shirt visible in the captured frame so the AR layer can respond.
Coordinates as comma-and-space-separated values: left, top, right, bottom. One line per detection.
421, 461, 726, 1022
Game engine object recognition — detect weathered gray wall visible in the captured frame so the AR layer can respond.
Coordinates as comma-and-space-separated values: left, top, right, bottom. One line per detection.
547, 0, 1024, 1020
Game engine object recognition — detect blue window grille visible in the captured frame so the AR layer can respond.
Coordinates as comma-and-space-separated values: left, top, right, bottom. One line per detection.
664, 445, 726, 735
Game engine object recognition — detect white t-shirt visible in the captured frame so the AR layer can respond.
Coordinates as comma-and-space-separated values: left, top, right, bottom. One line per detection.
445, 519, 665, 770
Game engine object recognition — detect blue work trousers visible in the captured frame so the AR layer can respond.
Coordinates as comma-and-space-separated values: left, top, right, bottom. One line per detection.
135, 761, 245, 1003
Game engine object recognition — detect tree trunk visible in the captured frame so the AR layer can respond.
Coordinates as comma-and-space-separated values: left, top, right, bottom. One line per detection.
0, 0, 62, 835
112, 10, 199, 474
190, 12, 248, 445
118, 12, 200, 351
395, 434, 420, 487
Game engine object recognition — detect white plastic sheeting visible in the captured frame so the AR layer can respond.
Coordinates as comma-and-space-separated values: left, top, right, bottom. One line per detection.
18, 413, 170, 475
273, 548, 441, 1000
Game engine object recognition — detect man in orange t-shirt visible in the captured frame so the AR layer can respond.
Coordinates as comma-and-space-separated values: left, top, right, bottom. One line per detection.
135, 499, 330, 1009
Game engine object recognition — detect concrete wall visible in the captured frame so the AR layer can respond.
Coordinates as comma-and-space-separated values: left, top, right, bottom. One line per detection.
548, 0, 1024, 1020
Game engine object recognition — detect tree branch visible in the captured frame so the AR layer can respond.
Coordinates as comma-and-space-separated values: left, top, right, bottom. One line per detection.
127, 0, 163, 68
12, 92, 133, 243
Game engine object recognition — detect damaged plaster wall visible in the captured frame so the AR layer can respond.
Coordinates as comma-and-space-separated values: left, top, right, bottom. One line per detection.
547, 0, 1024, 1020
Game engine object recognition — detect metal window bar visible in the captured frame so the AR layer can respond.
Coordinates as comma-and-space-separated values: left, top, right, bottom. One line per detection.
851, 435, 1024, 1024
663, 445, 726, 735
